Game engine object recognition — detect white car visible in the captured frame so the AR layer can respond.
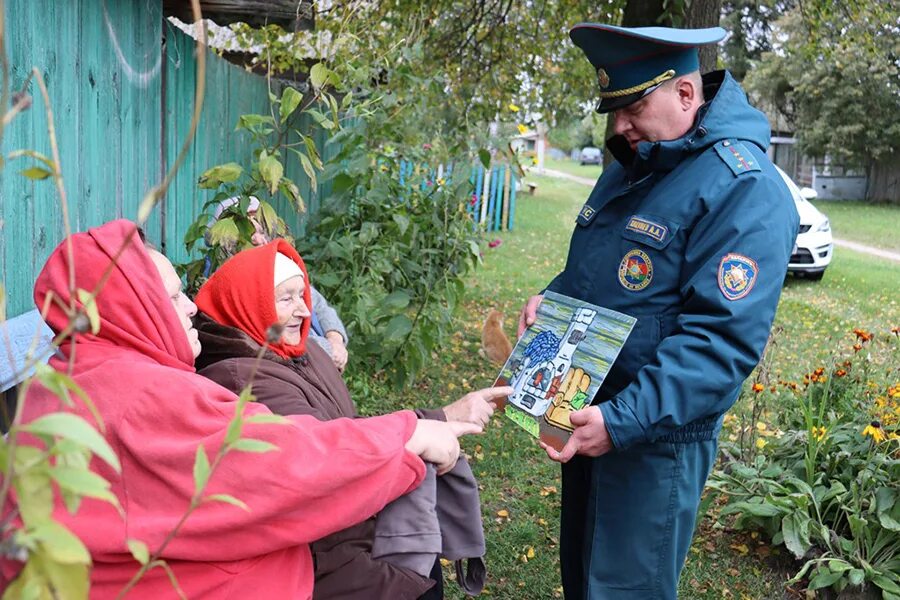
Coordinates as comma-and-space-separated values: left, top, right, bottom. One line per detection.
776, 166, 833, 281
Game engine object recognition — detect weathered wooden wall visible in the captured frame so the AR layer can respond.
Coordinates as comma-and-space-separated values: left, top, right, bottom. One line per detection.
2, 1, 321, 317
867, 158, 900, 204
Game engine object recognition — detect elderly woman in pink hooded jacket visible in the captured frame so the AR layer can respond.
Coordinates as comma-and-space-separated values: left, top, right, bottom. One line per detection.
1, 220, 478, 599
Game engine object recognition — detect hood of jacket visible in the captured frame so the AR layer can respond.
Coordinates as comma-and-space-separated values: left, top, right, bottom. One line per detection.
607, 70, 772, 176
33, 219, 195, 370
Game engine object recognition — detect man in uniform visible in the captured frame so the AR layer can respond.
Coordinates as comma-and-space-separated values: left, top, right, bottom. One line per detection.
517, 24, 799, 599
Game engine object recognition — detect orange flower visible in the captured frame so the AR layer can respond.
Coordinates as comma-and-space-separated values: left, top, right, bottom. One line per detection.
853, 328, 873, 342
891, 326, 899, 336
853, 343, 863, 353
752, 383, 764, 393
835, 369, 847, 377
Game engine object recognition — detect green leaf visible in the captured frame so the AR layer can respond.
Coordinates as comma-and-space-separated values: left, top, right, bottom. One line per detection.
310, 63, 328, 89
722, 500, 782, 517
76, 289, 101, 335
278, 178, 305, 213
193, 445, 210, 496
826, 559, 853, 573
782, 513, 812, 559
198, 162, 243, 189
244, 413, 290, 425
229, 439, 279, 453
33, 365, 103, 431
302, 135, 323, 169
206, 493, 250, 512
808, 568, 844, 590
237, 114, 275, 131
298, 151, 318, 190
224, 417, 243, 445
208, 217, 240, 248
127, 539, 150, 565
28, 521, 91, 565
384, 315, 413, 342
259, 152, 284, 195
478, 149, 491, 169
848, 568, 865, 586
392, 213, 410, 235
21, 166, 53, 180
382, 290, 411, 311
22, 413, 120, 472
279, 86, 302, 122
49, 466, 118, 506
873, 575, 900, 594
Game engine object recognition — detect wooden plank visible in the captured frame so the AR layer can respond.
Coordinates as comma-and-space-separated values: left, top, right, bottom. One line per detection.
479, 166, 491, 226
508, 171, 517, 231
163, 0, 315, 31
502, 166, 511, 231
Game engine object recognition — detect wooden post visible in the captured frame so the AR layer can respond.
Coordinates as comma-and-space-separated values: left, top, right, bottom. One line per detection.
502, 166, 512, 231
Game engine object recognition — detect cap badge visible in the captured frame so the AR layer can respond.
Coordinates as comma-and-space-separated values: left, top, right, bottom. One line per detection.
597, 68, 610, 89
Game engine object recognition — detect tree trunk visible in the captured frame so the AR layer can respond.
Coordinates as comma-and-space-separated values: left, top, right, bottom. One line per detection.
603, 0, 723, 167
685, 0, 724, 73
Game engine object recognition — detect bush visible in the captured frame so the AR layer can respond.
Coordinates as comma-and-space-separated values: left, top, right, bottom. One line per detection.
709, 329, 900, 597
296, 137, 482, 386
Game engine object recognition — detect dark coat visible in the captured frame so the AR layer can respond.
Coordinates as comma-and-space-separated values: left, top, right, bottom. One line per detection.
194, 313, 434, 600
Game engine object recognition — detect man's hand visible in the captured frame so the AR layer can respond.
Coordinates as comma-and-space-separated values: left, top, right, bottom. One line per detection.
326, 331, 348, 372
443, 386, 513, 427
517, 294, 544, 337
540, 407, 614, 463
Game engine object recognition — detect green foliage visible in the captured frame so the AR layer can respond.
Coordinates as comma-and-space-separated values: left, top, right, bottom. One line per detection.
297, 151, 482, 387
744, 2, 900, 167
709, 333, 900, 596
227, 2, 628, 127
178, 79, 337, 293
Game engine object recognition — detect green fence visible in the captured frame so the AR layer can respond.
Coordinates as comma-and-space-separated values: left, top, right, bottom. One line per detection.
1, 2, 321, 318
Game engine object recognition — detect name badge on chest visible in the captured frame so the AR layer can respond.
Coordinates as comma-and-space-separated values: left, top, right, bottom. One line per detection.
625, 216, 668, 244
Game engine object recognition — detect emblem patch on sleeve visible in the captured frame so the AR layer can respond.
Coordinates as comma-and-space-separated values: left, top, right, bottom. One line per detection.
718, 253, 758, 300
618, 249, 653, 291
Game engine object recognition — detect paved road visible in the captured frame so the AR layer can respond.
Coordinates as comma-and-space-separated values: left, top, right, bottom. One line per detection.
536, 168, 900, 264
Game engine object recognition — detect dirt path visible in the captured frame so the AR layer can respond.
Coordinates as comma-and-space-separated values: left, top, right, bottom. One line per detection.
536, 168, 900, 263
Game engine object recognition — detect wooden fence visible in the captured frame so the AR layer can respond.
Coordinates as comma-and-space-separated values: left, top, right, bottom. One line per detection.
398, 161, 518, 231
1, 2, 321, 318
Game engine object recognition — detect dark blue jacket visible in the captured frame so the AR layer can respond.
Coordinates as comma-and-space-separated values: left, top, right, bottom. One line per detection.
546, 71, 799, 450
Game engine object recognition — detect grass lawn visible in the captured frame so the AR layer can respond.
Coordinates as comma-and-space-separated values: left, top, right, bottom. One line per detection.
348, 174, 900, 599
541, 157, 603, 181
814, 200, 900, 252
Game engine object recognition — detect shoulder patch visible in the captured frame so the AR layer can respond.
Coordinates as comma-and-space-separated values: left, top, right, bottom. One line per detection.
718, 253, 758, 300
713, 140, 761, 177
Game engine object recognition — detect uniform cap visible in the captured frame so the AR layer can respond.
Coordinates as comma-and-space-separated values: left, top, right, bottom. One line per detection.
569, 24, 726, 113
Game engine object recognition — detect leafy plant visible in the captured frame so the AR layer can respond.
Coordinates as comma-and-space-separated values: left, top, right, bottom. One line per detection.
179, 73, 341, 294
710, 330, 900, 598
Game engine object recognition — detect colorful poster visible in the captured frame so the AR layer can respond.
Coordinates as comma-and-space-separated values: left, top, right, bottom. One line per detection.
494, 291, 636, 451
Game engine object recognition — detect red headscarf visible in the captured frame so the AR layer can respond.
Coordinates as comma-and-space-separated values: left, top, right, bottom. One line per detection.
34, 219, 196, 370
195, 239, 312, 359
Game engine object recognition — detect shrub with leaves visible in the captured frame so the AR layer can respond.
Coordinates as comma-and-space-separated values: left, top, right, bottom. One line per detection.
709, 329, 900, 598
296, 148, 482, 387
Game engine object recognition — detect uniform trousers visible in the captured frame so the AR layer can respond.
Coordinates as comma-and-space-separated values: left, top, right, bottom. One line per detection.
560, 438, 718, 599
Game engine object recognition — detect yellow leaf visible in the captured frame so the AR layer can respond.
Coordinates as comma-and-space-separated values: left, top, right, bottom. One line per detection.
496, 509, 509, 518
730, 543, 749, 555
526, 546, 535, 558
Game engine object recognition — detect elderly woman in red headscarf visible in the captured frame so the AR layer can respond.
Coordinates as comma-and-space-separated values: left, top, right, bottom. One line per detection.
192, 240, 508, 600
2, 220, 477, 599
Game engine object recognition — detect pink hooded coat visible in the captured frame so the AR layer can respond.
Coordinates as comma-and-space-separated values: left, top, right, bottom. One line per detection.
2, 220, 425, 598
